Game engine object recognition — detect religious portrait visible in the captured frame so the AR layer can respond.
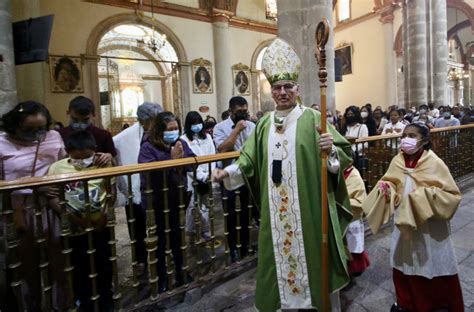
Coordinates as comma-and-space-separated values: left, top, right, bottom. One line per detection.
233, 70, 250, 95
232, 63, 251, 96
49, 55, 84, 93
192, 58, 213, 94
335, 44, 353, 75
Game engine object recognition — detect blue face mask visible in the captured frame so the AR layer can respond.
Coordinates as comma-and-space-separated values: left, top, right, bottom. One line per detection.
163, 130, 179, 144
191, 123, 203, 134
70, 120, 91, 131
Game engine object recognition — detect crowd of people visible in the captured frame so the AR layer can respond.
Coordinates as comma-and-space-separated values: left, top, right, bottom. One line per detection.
1, 38, 471, 311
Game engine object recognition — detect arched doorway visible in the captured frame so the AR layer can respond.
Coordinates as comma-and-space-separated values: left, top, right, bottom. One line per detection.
86, 13, 190, 131
251, 39, 274, 113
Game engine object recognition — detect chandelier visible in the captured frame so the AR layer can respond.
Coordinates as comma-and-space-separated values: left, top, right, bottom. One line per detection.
447, 68, 469, 81
136, 0, 167, 54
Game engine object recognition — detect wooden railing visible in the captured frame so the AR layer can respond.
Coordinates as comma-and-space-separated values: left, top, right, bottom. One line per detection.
1, 124, 473, 311
350, 124, 474, 191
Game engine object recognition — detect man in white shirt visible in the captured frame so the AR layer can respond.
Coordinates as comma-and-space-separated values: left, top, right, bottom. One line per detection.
428, 102, 440, 119
434, 106, 461, 128
113, 102, 162, 268
213, 96, 256, 262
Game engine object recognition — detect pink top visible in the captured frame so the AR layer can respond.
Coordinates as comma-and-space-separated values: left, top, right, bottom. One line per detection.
0, 131, 66, 193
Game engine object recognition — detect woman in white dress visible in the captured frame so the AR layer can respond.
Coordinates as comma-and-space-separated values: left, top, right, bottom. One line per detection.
382, 109, 406, 149
181, 111, 216, 240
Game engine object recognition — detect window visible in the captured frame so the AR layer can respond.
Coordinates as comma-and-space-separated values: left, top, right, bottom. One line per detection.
337, 0, 351, 22
265, 0, 278, 21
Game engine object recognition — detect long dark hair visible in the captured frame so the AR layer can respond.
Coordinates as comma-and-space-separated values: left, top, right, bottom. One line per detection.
361, 105, 377, 136
148, 111, 181, 151
184, 111, 206, 141
342, 105, 362, 134
405, 122, 431, 150
2, 101, 52, 135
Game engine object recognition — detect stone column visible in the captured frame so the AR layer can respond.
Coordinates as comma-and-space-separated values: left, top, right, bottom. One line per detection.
404, 0, 428, 108
212, 10, 233, 116
277, 0, 335, 111
429, 0, 448, 106
380, 9, 397, 107
0, 0, 17, 118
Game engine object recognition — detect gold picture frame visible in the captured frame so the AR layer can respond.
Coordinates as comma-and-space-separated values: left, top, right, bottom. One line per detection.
232, 63, 251, 96
49, 55, 84, 93
335, 43, 353, 75
192, 58, 213, 94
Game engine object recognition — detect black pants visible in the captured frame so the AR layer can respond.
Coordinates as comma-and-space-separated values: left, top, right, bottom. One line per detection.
155, 203, 183, 284
70, 230, 113, 311
224, 186, 250, 255
124, 203, 148, 264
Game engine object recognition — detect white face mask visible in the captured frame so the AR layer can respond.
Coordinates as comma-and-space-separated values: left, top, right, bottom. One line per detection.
361, 111, 368, 118
71, 155, 95, 169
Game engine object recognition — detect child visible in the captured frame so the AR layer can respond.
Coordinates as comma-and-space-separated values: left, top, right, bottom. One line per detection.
361, 123, 464, 312
48, 130, 116, 311
344, 164, 370, 276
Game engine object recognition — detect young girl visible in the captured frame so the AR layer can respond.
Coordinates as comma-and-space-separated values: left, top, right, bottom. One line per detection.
362, 123, 464, 312
344, 164, 370, 276
138, 112, 194, 292
180, 111, 216, 241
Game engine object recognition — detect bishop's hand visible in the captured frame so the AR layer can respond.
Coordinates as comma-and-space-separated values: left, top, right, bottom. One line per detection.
318, 131, 334, 155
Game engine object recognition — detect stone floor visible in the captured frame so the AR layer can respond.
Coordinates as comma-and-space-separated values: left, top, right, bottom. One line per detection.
113, 183, 474, 312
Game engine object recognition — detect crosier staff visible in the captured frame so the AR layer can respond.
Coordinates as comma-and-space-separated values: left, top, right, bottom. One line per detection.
315, 17, 330, 312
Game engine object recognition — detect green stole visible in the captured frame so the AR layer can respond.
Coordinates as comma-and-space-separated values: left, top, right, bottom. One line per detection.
235, 108, 353, 311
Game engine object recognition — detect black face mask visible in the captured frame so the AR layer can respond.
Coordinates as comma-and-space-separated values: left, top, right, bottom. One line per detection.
345, 116, 357, 124
233, 111, 249, 124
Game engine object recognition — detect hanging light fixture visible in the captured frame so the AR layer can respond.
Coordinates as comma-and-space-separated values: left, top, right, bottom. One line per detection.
137, 0, 167, 54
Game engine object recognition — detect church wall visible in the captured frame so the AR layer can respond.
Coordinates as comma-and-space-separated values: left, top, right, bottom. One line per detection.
236, 0, 275, 24
162, 0, 200, 9
12, 0, 274, 125
228, 27, 275, 113
334, 15, 387, 112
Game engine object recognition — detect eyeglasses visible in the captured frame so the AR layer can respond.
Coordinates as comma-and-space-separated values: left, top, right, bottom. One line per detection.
271, 83, 296, 92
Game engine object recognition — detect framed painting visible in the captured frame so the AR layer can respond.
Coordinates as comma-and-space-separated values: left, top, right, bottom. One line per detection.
192, 58, 213, 94
49, 55, 84, 93
232, 63, 251, 96
335, 44, 353, 75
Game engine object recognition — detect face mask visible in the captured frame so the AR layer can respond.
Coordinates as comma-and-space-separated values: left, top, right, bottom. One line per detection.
400, 137, 421, 155
345, 116, 357, 124
360, 112, 368, 118
191, 123, 203, 134
327, 116, 334, 124
443, 112, 451, 119
163, 130, 179, 144
71, 155, 95, 169
17, 129, 47, 142
419, 109, 427, 115
233, 111, 249, 124
70, 120, 91, 131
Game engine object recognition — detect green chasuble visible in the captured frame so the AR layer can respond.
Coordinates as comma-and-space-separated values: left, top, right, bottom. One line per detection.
233, 106, 353, 311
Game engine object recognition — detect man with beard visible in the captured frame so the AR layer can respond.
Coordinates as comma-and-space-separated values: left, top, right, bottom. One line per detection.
213, 96, 256, 262
213, 38, 353, 311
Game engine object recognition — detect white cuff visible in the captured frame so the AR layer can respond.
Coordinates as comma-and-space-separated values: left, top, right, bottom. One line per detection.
223, 164, 245, 190
327, 145, 340, 174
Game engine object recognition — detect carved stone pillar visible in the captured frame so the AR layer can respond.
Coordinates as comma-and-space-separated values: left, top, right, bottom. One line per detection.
380, 9, 397, 107
277, 0, 335, 110
429, 0, 448, 106
212, 9, 233, 116
0, 0, 17, 118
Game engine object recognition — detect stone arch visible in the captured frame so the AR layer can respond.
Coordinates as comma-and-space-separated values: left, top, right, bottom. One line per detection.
250, 39, 274, 113
447, 0, 474, 33
97, 45, 172, 111
85, 13, 191, 125
393, 25, 402, 56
